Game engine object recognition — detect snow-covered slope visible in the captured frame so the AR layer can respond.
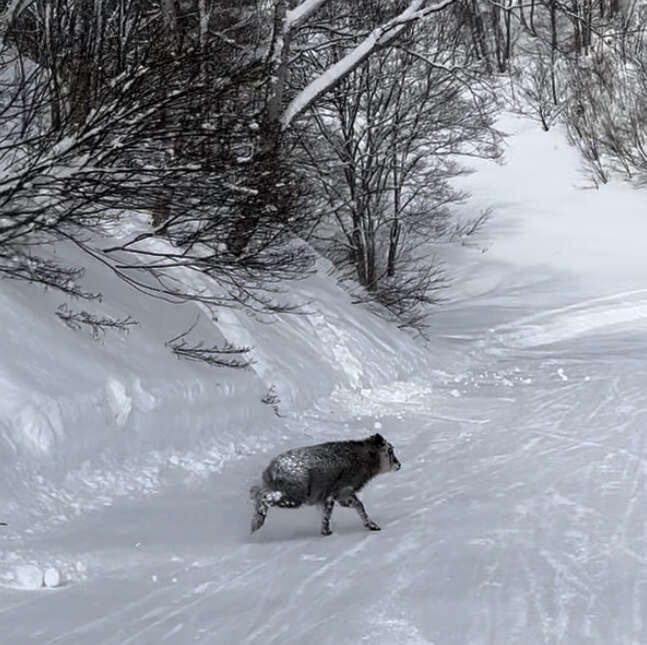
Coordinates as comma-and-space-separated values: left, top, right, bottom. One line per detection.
4, 115, 647, 644
0, 235, 431, 536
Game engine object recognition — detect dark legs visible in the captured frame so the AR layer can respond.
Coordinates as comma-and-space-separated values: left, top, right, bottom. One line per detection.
338, 493, 381, 531
250, 486, 269, 533
251, 506, 267, 533
253, 488, 381, 535
320, 492, 381, 535
320, 498, 335, 536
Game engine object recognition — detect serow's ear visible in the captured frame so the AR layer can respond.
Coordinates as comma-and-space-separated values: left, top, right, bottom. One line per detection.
373, 433, 385, 446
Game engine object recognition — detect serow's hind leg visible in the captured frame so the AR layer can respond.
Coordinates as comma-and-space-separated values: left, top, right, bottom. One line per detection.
250, 486, 269, 533
320, 498, 335, 536
251, 487, 287, 533
250, 489, 300, 533
339, 493, 381, 531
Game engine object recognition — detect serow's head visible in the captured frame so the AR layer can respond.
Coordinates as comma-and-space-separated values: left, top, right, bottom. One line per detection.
373, 433, 401, 473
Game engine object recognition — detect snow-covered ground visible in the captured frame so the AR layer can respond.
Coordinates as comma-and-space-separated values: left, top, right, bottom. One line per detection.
3, 115, 647, 644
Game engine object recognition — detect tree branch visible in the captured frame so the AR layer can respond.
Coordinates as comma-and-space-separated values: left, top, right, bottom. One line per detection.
280, 0, 458, 129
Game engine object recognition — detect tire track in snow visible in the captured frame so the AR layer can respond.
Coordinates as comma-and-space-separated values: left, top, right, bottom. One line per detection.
101, 547, 291, 645
487, 289, 647, 349
606, 403, 647, 558
504, 340, 647, 644
39, 561, 193, 645
243, 536, 374, 645
438, 312, 647, 645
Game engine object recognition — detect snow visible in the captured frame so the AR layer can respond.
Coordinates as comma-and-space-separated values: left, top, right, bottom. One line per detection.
104, 377, 134, 428
285, 0, 329, 30
43, 567, 61, 588
3, 114, 647, 642
13, 565, 43, 590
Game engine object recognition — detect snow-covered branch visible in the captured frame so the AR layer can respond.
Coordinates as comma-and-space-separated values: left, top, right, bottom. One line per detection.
286, 0, 330, 31
280, 0, 458, 129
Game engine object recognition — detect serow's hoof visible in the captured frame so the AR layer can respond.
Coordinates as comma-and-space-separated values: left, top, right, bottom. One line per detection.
366, 521, 381, 531
321, 527, 333, 536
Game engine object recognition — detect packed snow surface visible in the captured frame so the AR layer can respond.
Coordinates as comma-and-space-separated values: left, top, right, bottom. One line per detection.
3, 116, 647, 643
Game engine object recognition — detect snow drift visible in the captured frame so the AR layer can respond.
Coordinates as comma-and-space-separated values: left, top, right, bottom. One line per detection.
0, 234, 431, 533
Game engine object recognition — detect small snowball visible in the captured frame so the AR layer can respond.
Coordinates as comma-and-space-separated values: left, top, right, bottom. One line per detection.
450, 389, 462, 398
373, 421, 382, 429
43, 567, 61, 588
14, 565, 43, 589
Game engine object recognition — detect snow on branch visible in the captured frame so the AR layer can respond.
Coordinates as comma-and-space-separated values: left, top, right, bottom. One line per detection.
286, 0, 330, 31
280, 0, 458, 129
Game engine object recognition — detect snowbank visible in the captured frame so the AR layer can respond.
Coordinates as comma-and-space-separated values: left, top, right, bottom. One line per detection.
216, 255, 432, 410
0, 236, 431, 532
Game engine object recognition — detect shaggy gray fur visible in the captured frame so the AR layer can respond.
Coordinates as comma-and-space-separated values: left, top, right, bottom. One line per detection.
250, 433, 401, 535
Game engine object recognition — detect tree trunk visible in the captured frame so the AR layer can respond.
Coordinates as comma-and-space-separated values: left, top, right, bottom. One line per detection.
549, 0, 558, 105
387, 129, 401, 278
471, 0, 492, 73
492, 4, 504, 72
365, 213, 377, 291
529, 0, 536, 35
387, 220, 401, 278
152, 0, 180, 229
518, 0, 528, 30
351, 210, 368, 286
504, 1, 513, 64
227, 0, 289, 256
572, 0, 582, 55
583, 0, 593, 53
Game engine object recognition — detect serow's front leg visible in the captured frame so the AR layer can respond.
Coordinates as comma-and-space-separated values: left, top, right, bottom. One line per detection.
320, 497, 335, 536
346, 493, 381, 531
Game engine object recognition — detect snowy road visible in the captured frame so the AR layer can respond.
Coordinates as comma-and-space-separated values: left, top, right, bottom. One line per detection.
4, 293, 647, 644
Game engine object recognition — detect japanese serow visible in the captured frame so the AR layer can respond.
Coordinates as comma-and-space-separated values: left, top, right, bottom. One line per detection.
250, 433, 401, 536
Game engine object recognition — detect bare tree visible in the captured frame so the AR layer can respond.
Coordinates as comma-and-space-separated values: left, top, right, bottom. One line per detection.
0, 3, 313, 316
0, 0, 513, 340
223, 0, 466, 257
563, 38, 647, 187
509, 43, 565, 130
296, 14, 501, 328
